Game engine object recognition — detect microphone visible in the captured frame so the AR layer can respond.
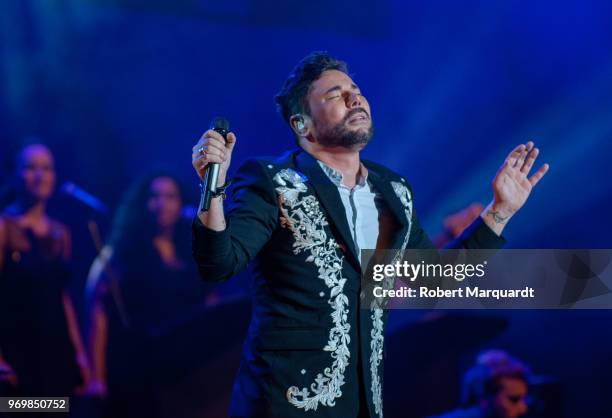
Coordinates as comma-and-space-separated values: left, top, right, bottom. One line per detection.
200, 117, 230, 212
60, 182, 108, 215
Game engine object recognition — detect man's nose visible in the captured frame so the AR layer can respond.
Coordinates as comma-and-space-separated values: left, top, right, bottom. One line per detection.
346, 91, 362, 108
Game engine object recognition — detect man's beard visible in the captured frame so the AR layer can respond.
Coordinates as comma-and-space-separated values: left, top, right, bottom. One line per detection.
316, 109, 374, 148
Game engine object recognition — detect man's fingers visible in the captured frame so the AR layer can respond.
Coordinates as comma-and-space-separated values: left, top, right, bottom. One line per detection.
514, 141, 534, 168
193, 134, 227, 155
506, 144, 526, 167
202, 129, 225, 142
191, 128, 237, 183
528, 163, 549, 187
195, 147, 226, 163
205, 140, 228, 156
193, 130, 219, 149
192, 144, 226, 161
226, 132, 237, 151
520, 147, 539, 174
191, 129, 236, 180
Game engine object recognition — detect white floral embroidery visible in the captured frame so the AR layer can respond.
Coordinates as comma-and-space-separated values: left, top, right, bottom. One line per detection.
391, 181, 412, 209
273, 168, 351, 411
370, 180, 413, 418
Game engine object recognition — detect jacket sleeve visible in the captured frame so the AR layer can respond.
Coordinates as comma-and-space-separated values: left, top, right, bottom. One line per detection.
446, 216, 506, 250
401, 196, 506, 291
192, 159, 279, 282
406, 188, 506, 250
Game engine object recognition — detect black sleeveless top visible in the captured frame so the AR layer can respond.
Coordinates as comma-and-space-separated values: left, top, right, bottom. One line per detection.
0, 216, 80, 396
103, 242, 208, 388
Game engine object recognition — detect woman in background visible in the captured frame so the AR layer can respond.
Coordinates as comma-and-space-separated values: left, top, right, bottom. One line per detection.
86, 172, 210, 418
0, 143, 90, 397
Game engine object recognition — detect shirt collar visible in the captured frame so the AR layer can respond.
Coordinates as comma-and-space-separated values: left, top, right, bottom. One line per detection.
317, 160, 369, 189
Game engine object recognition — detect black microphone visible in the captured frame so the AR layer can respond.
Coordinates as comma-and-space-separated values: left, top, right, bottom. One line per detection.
200, 117, 230, 212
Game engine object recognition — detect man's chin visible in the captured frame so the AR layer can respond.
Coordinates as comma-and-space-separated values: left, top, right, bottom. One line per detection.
347, 141, 369, 152
317, 123, 374, 148
348, 125, 374, 146
339, 135, 372, 151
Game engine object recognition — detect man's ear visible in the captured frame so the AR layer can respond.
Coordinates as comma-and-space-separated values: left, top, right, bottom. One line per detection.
290, 114, 310, 137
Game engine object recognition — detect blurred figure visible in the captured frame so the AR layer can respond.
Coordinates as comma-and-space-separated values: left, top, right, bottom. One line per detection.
431, 350, 531, 418
433, 203, 485, 248
0, 144, 90, 396
86, 172, 209, 418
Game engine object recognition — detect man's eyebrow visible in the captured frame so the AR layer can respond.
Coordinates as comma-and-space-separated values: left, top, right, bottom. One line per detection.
324, 85, 342, 95
323, 84, 361, 95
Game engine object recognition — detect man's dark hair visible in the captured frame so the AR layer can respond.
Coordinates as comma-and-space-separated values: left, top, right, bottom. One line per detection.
461, 350, 531, 405
274, 51, 348, 125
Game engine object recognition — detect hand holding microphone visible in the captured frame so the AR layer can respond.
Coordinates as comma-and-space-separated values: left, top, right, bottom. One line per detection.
192, 117, 237, 211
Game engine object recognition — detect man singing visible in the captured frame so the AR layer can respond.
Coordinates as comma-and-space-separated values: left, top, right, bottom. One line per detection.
190, 52, 548, 418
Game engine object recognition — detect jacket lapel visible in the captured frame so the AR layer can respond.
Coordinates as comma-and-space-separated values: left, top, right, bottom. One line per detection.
294, 151, 361, 269
364, 164, 410, 251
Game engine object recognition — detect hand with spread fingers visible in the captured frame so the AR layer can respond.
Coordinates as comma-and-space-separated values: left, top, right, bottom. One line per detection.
191, 129, 237, 187
482, 141, 550, 235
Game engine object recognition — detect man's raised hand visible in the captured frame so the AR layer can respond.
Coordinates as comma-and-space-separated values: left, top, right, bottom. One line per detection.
481, 141, 549, 234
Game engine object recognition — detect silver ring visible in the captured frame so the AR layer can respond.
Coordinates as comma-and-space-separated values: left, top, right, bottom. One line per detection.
197, 146, 206, 154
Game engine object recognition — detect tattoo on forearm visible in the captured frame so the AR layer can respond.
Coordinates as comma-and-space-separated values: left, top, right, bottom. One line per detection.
487, 209, 509, 224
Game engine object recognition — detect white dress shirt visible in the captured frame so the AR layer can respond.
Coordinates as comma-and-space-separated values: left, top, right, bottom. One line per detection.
318, 161, 381, 262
